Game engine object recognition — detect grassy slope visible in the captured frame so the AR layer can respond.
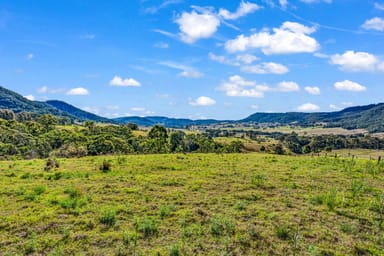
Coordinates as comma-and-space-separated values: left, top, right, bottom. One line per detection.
0, 153, 383, 255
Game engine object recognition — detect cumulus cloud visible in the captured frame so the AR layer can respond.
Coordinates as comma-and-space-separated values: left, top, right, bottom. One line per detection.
66, 87, 89, 95
219, 75, 267, 97
175, 10, 220, 43
277, 81, 300, 92
159, 61, 203, 78
189, 96, 216, 106
225, 21, 319, 55
361, 17, 384, 31
219, 1, 261, 20
304, 86, 321, 95
24, 95, 35, 101
334, 80, 367, 92
330, 51, 381, 72
297, 103, 320, 112
219, 76, 301, 97
110, 76, 141, 86
241, 62, 289, 74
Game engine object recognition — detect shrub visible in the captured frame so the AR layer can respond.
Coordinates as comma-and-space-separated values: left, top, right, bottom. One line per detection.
45, 158, 59, 171
100, 160, 111, 173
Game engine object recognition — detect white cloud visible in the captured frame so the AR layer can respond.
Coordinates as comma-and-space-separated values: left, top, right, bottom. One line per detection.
208, 53, 258, 66
24, 95, 35, 101
159, 61, 203, 78
66, 87, 89, 95
375, 2, 384, 10
330, 51, 380, 72
131, 107, 146, 112
304, 86, 321, 95
180, 70, 203, 78
361, 17, 384, 31
329, 104, 339, 110
38, 86, 48, 93
82, 107, 99, 114
279, 0, 288, 9
26, 53, 34, 60
277, 81, 300, 92
236, 54, 258, 64
219, 75, 267, 98
334, 80, 367, 92
241, 62, 289, 74
37, 86, 63, 94
175, 10, 220, 43
297, 103, 320, 112
219, 1, 261, 20
189, 96, 216, 106
154, 42, 169, 48
251, 104, 259, 109
110, 76, 141, 87
225, 21, 319, 55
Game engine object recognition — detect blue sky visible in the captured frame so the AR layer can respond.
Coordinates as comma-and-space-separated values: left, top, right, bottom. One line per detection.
1, 0, 384, 120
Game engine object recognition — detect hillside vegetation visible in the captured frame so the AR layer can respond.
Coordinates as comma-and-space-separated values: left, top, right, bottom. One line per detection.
0, 154, 383, 255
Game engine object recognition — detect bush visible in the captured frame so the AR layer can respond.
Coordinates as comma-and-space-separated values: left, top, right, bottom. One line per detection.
45, 158, 59, 171
100, 160, 111, 173
134, 216, 158, 238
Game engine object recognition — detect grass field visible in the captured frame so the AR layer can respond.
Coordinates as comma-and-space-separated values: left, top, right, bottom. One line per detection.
1, 153, 383, 255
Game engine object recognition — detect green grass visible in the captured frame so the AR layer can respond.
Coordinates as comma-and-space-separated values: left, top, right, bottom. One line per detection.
0, 153, 383, 255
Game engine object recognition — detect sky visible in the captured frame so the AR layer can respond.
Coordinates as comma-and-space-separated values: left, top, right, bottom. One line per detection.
0, 0, 384, 120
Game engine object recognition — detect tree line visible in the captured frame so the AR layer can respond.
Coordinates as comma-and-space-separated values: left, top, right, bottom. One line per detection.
0, 114, 242, 159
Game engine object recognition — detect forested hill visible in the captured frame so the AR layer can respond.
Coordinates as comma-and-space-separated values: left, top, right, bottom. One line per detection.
46, 100, 111, 123
242, 103, 384, 132
0, 86, 111, 123
0, 86, 74, 118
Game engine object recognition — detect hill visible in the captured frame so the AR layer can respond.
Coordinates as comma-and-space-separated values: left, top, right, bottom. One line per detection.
46, 100, 111, 123
0, 86, 73, 118
242, 103, 384, 132
0, 86, 112, 123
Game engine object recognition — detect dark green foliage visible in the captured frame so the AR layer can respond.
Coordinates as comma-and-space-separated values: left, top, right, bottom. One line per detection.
276, 225, 290, 240
134, 217, 158, 238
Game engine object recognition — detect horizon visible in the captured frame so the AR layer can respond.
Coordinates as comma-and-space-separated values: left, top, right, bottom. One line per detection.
1, 1, 384, 119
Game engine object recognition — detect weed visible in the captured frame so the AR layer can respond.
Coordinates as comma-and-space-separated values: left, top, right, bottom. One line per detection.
169, 244, 180, 256
33, 185, 46, 195
351, 179, 365, 198
325, 188, 338, 211
134, 216, 158, 238
100, 208, 117, 227
251, 174, 266, 188
276, 225, 290, 240
159, 205, 175, 219
233, 200, 247, 211
210, 215, 235, 237
371, 193, 384, 228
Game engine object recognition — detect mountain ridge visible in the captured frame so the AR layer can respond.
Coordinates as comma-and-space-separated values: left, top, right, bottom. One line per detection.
1, 85, 383, 132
